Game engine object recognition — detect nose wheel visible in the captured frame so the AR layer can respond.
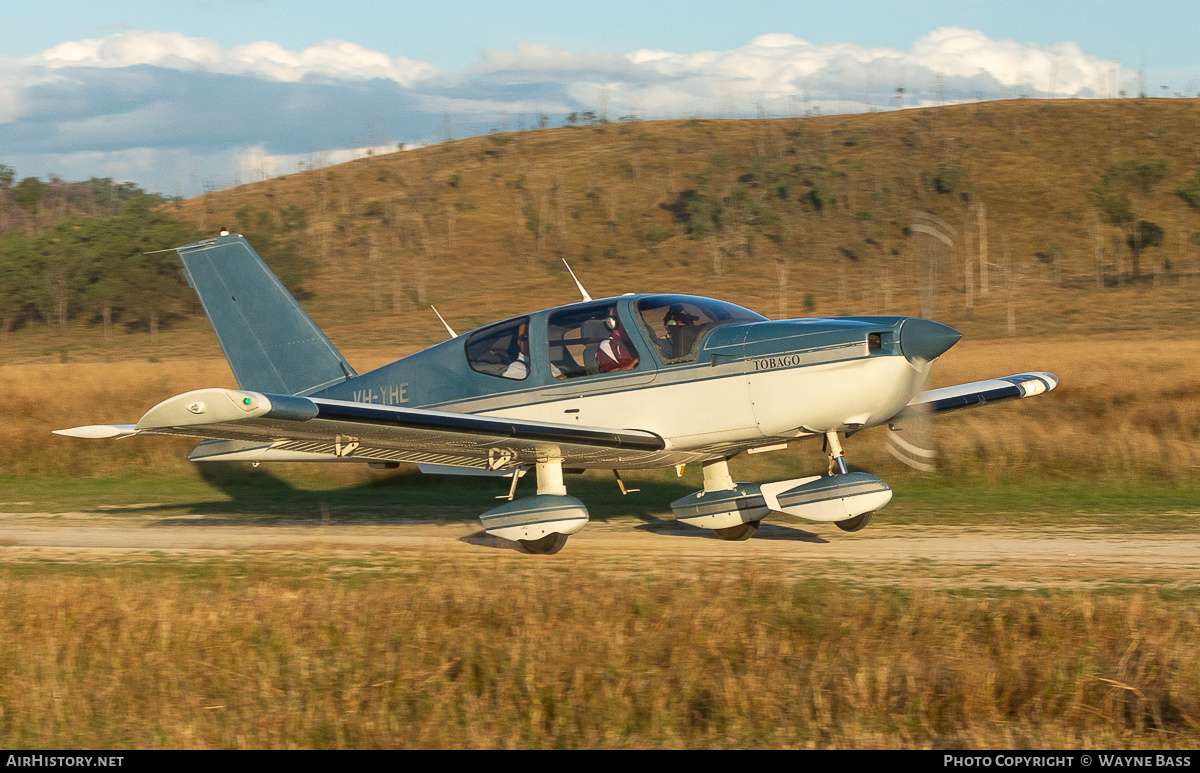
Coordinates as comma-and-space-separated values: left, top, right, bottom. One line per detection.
835, 511, 872, 532
825, 431, 879, 534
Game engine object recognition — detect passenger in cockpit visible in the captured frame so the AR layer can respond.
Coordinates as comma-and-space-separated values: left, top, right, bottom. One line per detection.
596, 316, 637, 372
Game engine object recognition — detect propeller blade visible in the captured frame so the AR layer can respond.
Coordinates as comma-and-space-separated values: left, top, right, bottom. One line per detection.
886, 411, 938, 472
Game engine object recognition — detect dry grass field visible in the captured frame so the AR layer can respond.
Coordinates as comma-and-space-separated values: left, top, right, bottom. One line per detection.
0, 555, 1197, 749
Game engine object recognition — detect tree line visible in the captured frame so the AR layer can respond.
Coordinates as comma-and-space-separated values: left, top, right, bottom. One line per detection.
0, 195, 202, 336
0, 167, 316, 337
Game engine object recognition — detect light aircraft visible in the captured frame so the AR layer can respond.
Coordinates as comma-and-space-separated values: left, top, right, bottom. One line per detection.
56, 235, 1058, 554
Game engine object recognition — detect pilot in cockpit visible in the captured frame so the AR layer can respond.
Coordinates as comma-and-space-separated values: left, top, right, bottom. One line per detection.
502, 322, 530, 379
662, 303, 700, 360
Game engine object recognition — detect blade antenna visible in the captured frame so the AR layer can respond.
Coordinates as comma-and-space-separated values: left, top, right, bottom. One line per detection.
430, 306, 458, 339
562, 259, 593, 303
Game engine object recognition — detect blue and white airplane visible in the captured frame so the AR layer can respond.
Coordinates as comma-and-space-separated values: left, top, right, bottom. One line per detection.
57, 235, 1058, 554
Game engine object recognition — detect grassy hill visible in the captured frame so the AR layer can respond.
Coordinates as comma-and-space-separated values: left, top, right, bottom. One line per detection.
150, 97, 1200, 356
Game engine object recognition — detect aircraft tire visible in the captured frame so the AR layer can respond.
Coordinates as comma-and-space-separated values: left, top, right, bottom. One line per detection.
519, 532, 569, 555
714, 520, 760, 541
836, 512, 873, 532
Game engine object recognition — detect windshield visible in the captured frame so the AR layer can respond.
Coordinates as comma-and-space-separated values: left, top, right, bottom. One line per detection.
636, 295, 765, 364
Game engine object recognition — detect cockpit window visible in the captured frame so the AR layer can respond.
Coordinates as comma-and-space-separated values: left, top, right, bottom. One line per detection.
637, 296, 766, 364
547, 304, 639, 379
466, 317, 530, 380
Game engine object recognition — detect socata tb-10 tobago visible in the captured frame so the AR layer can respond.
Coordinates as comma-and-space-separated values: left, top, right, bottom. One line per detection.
57, 234, 1057, 554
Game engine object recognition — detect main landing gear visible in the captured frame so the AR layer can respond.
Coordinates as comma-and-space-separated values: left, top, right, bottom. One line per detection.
479, 459, 589, 555
671, 431, 893, 541
669, 458, 770, 539
519, 532, 570, 554
714, 521, 760, 541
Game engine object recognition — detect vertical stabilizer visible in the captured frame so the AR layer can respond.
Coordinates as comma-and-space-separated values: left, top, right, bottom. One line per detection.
176, 235, 355, 395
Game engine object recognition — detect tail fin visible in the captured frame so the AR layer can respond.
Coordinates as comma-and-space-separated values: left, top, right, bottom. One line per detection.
176, 235, 356, 395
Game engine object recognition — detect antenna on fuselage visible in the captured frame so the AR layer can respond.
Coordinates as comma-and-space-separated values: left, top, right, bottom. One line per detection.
430, 306, 458, 339
562, 259, 593, 303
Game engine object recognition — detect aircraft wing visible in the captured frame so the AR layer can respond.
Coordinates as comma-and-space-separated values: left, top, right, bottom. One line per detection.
54, 388, 666, 471
902, 372, 1058, 416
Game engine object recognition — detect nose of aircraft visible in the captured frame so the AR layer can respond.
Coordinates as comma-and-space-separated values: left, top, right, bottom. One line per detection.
899, 318, 962, 362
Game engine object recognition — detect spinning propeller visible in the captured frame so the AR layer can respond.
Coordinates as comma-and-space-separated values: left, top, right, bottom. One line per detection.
886, 408, 938, 472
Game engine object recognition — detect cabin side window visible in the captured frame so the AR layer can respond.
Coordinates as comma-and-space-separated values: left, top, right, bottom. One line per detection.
465, 317, 530, 380
546, 305, 639, 379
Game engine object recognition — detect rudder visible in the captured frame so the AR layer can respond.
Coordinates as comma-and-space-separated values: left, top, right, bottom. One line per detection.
176, 235, 355, 395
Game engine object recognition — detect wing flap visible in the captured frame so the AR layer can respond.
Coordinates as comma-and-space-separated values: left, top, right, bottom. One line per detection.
308, 397, 664, 451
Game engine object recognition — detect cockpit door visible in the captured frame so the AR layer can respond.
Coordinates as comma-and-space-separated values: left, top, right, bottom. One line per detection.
536, 300, 656, 397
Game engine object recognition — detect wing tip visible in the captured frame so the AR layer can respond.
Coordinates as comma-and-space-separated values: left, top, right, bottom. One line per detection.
1008, 372, 1059, 396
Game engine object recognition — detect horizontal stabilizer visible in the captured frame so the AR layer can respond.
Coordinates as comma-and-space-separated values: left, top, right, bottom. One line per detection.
53, 424, 138, 439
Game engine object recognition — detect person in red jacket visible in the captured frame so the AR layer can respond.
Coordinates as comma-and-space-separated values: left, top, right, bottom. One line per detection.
596, 314, 637, 372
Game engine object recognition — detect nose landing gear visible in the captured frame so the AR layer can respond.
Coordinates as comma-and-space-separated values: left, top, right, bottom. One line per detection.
825, 430, 849, 475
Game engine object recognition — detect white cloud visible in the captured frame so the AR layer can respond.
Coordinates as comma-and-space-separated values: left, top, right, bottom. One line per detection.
625, 28, 1123, 103
32, 31, 438, 86
475, 41, 634, 77
0, 28, 1139, 192
910, 28, 1113, 95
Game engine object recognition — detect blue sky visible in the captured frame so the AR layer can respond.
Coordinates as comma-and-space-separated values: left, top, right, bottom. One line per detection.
2, 1, 1198, 196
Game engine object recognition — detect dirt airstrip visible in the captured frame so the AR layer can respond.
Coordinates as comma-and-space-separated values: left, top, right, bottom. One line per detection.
1, 512, 1197, 591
